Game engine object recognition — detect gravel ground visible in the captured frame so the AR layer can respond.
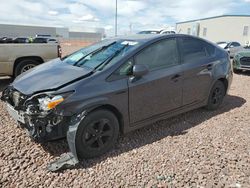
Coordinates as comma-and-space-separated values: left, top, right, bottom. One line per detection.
0, 73, 250, 188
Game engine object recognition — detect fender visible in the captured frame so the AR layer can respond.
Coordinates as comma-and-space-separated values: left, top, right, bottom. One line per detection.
56, 96, 110, 116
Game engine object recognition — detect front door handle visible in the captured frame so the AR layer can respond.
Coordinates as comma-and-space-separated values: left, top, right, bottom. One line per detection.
207, 64, 213, 70
115, 90, 127, 95
206, 64, 213, 70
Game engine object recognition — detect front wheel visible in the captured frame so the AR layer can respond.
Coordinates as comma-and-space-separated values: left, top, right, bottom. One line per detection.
75, 109, 119, 159
206, 81, 226, 110
14, 59, 40, 77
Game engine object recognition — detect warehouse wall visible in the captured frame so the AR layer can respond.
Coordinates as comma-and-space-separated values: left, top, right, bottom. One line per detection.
69, 31, 102, 42
176, 16, 250, 45
0, 24, 57, 37
55, 27, 69, 38
0, 24, 104, 40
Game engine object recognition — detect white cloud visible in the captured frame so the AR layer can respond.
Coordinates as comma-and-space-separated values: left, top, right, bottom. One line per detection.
104, 25, 113, 30
48, 10, 58, 16
73, 14, 99, 23
0, 0, 246, 36
79, 14, 97, 22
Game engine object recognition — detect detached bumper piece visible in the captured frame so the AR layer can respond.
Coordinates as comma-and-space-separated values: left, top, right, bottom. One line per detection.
47, 111, 86, 172
47, 152, 79, 172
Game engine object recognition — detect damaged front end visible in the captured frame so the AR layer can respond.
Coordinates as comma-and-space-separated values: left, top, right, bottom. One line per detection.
1, 86, 72, 142
1, 86, 83, 171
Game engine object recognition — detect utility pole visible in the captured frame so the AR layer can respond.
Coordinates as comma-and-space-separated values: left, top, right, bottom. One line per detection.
129, 23, 132, 34
115, 0, 118, 36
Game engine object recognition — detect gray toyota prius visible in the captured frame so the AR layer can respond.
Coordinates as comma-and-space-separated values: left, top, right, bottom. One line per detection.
1, 34, 233, 171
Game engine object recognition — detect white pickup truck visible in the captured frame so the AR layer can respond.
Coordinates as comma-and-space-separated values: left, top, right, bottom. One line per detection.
0, 43, 61, 77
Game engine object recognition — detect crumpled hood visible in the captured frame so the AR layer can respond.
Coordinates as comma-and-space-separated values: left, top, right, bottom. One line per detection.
12, 58, 93, 95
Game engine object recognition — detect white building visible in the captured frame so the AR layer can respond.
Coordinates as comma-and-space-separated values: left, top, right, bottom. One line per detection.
176, 15, 250, 45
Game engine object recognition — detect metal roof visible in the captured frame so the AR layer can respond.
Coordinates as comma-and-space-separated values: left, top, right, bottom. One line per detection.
176, 15, 250, 24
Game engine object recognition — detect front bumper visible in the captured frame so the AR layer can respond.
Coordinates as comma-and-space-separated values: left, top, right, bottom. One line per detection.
233, 58, 250, 71
7, 102, 70, 142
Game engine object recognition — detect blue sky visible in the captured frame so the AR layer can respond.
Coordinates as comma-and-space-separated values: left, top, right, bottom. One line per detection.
1, 0, 250, 35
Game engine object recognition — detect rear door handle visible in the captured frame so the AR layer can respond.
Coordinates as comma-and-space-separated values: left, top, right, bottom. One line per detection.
171, 74, 181, 82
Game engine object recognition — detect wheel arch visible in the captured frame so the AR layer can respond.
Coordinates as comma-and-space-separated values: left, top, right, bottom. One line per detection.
206, 76, 229, 104
218, 77, 228, 95
13, 56, 44, 75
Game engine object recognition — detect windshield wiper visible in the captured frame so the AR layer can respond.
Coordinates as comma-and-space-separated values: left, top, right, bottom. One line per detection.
74, 41, 117, 66
93, 44, 129, 71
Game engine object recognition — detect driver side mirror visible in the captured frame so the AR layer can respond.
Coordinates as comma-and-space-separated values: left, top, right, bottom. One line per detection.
132, 64, 149, 77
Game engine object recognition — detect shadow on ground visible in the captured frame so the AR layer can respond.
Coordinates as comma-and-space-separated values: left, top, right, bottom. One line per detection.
41, 94, 246, 170
235, 70, 250, 76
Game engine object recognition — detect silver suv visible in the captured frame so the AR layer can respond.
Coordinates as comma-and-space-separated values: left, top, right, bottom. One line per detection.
217, 41, 244, 58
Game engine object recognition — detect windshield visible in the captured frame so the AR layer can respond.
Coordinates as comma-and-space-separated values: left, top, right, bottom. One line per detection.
217, 42, 226, 44
63, 39, 139, 70
218, 42, 228, 49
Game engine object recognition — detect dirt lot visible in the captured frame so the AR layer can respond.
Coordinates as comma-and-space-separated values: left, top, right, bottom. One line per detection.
60, 39, 94, 56
0, 73, 250, 187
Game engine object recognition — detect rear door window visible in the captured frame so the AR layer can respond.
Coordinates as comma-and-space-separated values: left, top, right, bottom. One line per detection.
179, 37, 215, 62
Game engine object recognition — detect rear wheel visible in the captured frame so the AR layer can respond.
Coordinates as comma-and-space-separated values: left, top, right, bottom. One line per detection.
75, 109, 119, 159
206, 81, 226, 110
14, 59, 40, 77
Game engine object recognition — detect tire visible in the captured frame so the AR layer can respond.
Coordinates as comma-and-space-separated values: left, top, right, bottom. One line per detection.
233, 68, 242, 74
14, 59, 40, 77
206, 81, 226, 110
75, 109, 119, 159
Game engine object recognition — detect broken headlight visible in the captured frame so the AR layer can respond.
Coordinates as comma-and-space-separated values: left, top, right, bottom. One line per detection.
38, 91, 74, 111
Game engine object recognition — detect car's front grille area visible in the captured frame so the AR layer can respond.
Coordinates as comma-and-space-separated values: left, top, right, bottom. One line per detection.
240, 57, 250, 66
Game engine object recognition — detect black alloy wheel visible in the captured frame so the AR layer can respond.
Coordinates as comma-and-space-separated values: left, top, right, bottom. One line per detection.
76, 109, 119, 159
206, 80, 226, 110
83, 118, 113, 150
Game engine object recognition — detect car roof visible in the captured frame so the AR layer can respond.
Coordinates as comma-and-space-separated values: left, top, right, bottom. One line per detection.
217, 41, 239, 43
14, 37, 29, 39
109, 34, 178, 43
34, 37, 56, 39
110, 34, 208, 43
